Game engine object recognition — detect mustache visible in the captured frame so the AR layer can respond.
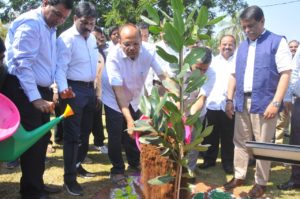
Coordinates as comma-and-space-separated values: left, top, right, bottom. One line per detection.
83, 28, 92, 33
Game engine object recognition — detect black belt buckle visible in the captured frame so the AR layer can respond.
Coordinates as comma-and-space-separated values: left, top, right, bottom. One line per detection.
244, 92, 252, 97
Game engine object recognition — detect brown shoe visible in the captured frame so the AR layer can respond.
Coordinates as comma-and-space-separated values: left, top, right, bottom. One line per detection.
223, 178, 244, 190
248, 183, 266, 198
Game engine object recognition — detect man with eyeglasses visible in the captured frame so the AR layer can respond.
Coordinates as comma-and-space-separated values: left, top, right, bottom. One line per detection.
224, 5, 292, 198
2, 0, 73, 199
101, 23, 168, 187
55, 2, 98, 196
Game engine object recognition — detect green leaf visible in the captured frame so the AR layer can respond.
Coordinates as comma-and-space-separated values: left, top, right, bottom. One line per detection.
145, 4, 160, 25
207, 15, 226, 26
173, 9, 185, 36
139, 136, 162, 145
148, 174, 175, 185
197, 34, 210, 40
149, 25, 162, 35
131, 120, 156, 133
201, 125, 213, 138
186, 7, 197, 24
167, 92, 180, 102
183, 136, 204, 152
163, 22, 183, 52
151, 86, 160, 104
162, 78, 179, 95
140, 15, 158, 26
184, 37, 196, 46
171, 0, 184, 15
173, 120, 185, 142
164, 101, 181, 123
138, 95, 151, 117
157, 7, 172, 21
185, 74, 207, 93
156, 46, 178, 63
196, 6, 208, 29
183, 46, 205, 66
185, 110, 201, 125
177, 63, 190, 79
160, 148, 170, 156
154, 93, 168, 116
193, 144, 211, 152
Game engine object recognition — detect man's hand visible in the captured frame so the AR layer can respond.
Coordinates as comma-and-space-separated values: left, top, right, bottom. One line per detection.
283, 101, 292, 114
263, 103, 279, 119
225, 101, 234, 119
59, 87, 75, 99
32, 99, 55, 114
127, 119, 135, 139
53, 93, 59, 104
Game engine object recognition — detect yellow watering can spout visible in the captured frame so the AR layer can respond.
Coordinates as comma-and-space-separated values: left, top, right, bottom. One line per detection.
0, 96, 74, 162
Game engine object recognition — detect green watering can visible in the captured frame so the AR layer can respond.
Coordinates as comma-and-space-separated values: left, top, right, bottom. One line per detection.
0, 93, 74, 161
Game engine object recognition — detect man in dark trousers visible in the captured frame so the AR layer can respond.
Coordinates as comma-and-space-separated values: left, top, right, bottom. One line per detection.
2, 0, 73, 199
277, 47, 300, 190
55, 2, 98, 196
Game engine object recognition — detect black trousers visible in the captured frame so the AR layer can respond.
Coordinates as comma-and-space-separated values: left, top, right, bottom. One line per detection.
2, 74, 52, 199
290, 98, 300, 183
91, 102, 105, 146
203, 109, 234, 166
61, 80, 96, 184
104, 105, 140, 174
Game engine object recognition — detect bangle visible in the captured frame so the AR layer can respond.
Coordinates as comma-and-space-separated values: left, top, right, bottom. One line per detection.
226, 99, 233, 103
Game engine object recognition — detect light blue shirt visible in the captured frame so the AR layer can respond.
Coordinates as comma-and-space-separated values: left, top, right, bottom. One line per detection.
55, 25, 98, 92
285, 47, 300, 101
5, 7, 57, 102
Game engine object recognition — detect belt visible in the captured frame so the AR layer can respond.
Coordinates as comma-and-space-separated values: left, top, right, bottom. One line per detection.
244, 92, 252, 97
67, 79, 94, 88
37, 85, 51, 92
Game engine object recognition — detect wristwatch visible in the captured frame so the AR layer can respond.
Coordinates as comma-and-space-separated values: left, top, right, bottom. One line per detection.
272, 101, 281, 108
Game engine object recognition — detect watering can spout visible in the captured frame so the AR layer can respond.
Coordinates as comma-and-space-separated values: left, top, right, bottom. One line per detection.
0, 104, 74, 162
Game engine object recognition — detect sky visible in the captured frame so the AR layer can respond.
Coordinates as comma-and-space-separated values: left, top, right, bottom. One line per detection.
246, 0, 300, 41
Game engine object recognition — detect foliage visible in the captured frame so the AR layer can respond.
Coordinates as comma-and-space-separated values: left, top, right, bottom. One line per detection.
0, 0, 247, 33
131, 1, 225, 198
0, 21, 7, 40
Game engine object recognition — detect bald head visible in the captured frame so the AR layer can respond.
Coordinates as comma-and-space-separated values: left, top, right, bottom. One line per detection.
119, 23, 142, 59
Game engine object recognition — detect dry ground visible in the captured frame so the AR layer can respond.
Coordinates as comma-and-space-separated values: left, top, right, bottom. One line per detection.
1, 134, 300, 199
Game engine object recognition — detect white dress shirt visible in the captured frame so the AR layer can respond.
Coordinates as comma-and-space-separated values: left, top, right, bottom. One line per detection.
184, 67, 215, 117
242, 31, 292, 92
55, 25, 98, 92
286, 48, 300, 99
5, 7, 57, 102
206, 54, 236, 111
102, 43, 163, 112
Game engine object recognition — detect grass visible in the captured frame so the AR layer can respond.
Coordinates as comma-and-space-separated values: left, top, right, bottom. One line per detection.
1, 133, 300, 198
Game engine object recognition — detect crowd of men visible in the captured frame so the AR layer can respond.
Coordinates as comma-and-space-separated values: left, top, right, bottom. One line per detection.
0, 1, 300, 199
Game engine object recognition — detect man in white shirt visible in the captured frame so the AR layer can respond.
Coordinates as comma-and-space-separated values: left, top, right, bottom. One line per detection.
199, 35, 236, 174
102, 23, 167, 187
224, 6, 292, 198
277, 46, 300, 190
55, 2, 98, 196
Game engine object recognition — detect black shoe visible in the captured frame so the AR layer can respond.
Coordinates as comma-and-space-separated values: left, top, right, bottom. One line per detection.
38, 195, 51, 199
43, 185, 61, 194
223, 165, 234, 174
199, 161, 216, 169
64, 181, 83, 196
277, 181, 300, 190
77, 165, 96, 178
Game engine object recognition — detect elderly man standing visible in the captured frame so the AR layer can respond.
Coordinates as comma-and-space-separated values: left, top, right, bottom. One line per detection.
199, 35, 236, 174
2, 0, 73, 199
55, 2, 98, 196
102, 23, 167, 187
224, 5, 292, 198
